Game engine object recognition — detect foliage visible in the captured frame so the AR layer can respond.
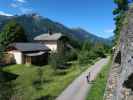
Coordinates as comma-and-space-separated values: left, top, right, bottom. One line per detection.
0, 52, 3, 62
93, 42, 107, 58
48, 53, 67, 70
0, 70, 15, 100
78, 50, 91, 65
78, 41, 109, 65
0, 81, 14, 100
114, 0, 128, 11
86, 57, 112, 100
64, 48, 78, 61
113, 0, 129, 45
78, 41, 90, 65
3, 62, 90, 100
33, 67, 44, 90
0, 20, 27, 49
49, 46, 78, 70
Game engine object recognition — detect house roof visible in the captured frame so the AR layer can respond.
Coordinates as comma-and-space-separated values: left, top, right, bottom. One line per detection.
34, 33, 63, 41
8, 43, 50, 52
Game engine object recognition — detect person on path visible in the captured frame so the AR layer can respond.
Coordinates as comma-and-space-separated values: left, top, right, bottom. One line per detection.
86, 72, 91, 83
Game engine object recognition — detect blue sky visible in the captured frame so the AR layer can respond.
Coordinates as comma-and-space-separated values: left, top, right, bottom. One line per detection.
0, 0, 115, 38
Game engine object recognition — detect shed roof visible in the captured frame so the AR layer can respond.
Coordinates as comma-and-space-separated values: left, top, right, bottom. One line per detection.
8, 43, 50, 52
34, 33, 63, 41
25, 51, 46, 56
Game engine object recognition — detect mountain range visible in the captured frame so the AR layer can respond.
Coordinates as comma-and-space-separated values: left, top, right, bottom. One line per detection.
0, 13, 112, 45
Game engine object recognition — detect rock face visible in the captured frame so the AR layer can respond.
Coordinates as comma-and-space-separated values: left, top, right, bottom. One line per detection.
118, 7, 133, 100
105, 7, 133, 100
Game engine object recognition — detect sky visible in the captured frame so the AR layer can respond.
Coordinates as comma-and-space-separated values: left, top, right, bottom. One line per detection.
0, 0, 116, 38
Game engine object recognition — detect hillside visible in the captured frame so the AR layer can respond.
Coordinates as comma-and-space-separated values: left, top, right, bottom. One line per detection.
0, 13, 112, 45
71, 28, 112, 45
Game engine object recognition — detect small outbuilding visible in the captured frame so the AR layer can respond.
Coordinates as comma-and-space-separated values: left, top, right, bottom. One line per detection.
6, 43, 50, 65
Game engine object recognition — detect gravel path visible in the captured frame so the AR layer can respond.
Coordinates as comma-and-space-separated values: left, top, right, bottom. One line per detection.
56, 57, 109, 100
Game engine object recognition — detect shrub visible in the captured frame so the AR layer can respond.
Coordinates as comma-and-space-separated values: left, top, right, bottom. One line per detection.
0, 71, 15, 100
33, 68, 43, 90
78, 50, 91, 65
0, 52, 3, 63
48, 53, 67, 70
65, 49, 77, 61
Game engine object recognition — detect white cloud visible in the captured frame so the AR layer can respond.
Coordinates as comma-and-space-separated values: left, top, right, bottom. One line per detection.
19, 7, 33, 14
0, 11, 13, 16
10, 0, 33, 14
104, 29, 114, 33
16, 0, 26, 3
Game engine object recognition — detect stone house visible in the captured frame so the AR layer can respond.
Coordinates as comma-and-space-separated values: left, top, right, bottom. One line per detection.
34, 32, 69, 53
6, 43, 50, 65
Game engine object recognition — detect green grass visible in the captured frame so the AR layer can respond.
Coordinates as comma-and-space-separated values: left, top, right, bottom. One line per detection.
3, 62, 90, 100
86, 57, 112, 100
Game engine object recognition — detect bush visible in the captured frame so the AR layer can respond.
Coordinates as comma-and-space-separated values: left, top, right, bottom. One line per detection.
78, 50, 91, 65
77, 40, 109, 66
0, 52, 3, 62
33, 68, 43, 90
88, 50, 98, 60
93, 49, 106, 58
96, 50, 106, 58
78, 41, 93, 65
65, 49, 77, 61
0, 71, 15, 100
48, 53, 67, 70
0, 45, 5, 63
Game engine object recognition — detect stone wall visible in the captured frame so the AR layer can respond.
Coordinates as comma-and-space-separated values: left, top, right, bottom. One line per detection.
117, 7, 133, 100
105, 7, 133, 100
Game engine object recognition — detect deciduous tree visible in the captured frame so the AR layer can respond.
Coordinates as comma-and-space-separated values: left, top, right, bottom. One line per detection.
0, 20, 27, 49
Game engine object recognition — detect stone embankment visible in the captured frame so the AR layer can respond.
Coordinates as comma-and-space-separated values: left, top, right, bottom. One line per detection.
104, 6, 133, 100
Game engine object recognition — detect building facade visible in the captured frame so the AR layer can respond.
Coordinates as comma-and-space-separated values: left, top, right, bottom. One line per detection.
6, 43, 50, 65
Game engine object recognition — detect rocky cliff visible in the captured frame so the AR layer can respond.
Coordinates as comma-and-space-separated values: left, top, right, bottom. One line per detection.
104, 6, 133, 100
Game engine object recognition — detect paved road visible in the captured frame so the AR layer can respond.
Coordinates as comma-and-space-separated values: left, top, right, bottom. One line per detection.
56, 57, 110, 100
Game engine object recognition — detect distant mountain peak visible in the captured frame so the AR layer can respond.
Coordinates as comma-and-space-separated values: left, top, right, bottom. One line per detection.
72, 28, 88, 32
0, 14, 112, 45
